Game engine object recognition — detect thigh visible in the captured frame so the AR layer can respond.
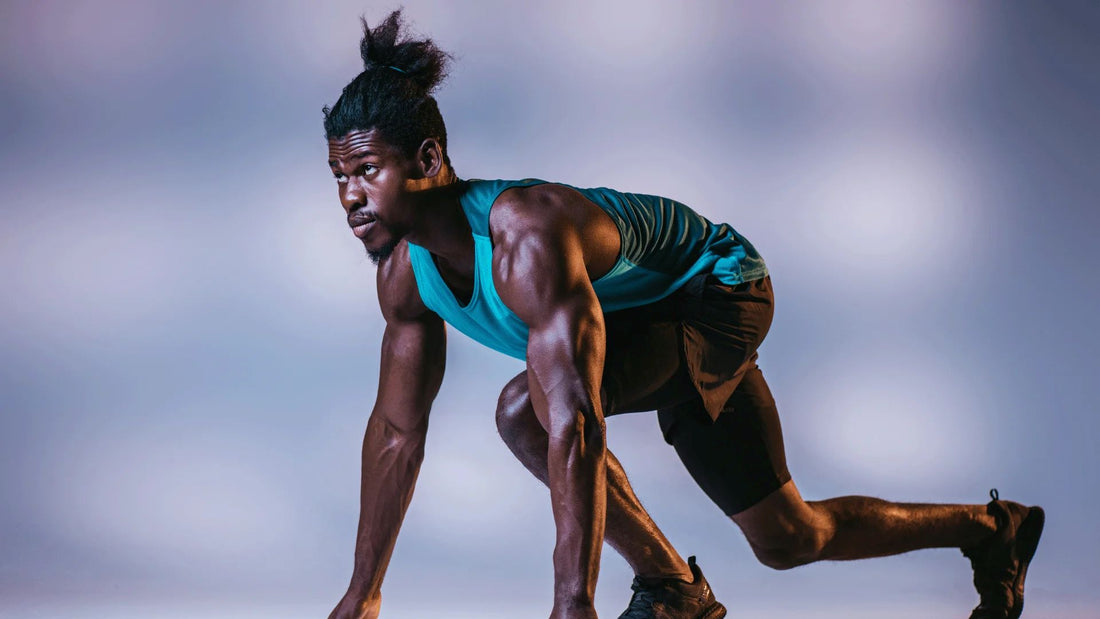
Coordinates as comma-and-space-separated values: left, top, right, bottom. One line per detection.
658, 365, 792, 516
600, 313, 697, 417
599, 275, 775, 418
681, 275, 775, 420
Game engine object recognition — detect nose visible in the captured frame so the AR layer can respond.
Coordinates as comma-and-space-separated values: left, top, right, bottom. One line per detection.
342, 176, 367, 213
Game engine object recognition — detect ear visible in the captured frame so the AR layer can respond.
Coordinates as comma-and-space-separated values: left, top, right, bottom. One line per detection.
416, 138, 445, 178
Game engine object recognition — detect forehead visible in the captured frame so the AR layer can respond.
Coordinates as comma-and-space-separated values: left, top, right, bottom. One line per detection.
327, 129, 396, 162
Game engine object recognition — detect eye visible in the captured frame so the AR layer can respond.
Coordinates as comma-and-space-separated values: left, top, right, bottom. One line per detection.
333, 173, 348, 184
360, 164, 377, 175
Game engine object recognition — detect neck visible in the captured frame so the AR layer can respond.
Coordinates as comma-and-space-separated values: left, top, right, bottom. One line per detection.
405, 173, 473, 266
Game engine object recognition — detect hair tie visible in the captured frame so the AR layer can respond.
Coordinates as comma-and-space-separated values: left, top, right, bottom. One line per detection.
386, 65, 407, 74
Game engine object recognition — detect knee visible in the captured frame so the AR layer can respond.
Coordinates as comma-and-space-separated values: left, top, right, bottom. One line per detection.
495, 373, 532, 444
747, 520, 830, 571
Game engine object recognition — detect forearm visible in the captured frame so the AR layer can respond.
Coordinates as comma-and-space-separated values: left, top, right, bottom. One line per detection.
494, 212, 611, 615
546, 402, 607, 613
346, 410, 426, 599
530, 308, 607, 615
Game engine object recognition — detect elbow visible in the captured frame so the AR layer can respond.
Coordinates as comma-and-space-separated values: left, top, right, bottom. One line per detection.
365, 411, 428, 457
550, 407, 606, 459
582, 410, 606, 454
385, 427, 428, 457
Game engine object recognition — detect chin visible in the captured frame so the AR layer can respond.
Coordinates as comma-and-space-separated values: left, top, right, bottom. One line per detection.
361, 223, 407, 265
364, 239, 398, 265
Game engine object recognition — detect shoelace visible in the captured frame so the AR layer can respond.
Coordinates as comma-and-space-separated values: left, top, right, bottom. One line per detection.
624, 589, 655, 615
971, 564, 1014, 610
620, 580, 664, 617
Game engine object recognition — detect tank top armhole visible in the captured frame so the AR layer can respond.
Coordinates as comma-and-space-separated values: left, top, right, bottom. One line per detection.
406, 242, 446, 316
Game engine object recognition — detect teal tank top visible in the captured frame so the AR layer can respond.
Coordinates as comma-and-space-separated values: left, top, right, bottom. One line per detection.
407, 179, 768, 360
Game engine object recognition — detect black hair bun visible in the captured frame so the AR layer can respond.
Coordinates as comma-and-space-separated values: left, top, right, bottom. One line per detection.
359, 9, 451, 97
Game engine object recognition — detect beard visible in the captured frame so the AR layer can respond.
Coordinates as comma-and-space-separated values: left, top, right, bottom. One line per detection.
361, 219, 406, 265
365, 240, 398, 265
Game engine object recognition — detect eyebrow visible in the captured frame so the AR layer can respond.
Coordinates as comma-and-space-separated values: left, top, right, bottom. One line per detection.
328, 150, 379, 167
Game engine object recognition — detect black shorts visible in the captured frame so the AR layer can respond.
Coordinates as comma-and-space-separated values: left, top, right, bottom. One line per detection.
600, 274, 791, 515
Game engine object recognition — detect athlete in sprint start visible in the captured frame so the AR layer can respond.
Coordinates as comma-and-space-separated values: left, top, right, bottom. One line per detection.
323, 11, 1044, 619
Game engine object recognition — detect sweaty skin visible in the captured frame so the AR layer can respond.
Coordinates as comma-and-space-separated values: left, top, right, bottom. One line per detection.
490, 186, 619, 617
325, 130, 1007, 619
326, 129, 646, 619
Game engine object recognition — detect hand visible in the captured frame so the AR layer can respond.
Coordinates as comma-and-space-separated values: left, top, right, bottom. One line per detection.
328, 590, 381, 619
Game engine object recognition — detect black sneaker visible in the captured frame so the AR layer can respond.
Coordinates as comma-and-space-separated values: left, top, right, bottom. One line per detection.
617, 556, 726, 619
961, 489, 1045, 619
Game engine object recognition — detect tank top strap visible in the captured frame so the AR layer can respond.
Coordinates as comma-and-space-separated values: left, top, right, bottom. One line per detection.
458, 178, 548, 235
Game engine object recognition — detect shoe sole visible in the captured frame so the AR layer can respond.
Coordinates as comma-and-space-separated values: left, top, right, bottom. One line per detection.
1009, 506, 1045, 619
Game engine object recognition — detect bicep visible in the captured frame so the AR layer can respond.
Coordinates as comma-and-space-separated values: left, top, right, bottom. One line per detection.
373, 312, 446, 434
496, 224, 606, 425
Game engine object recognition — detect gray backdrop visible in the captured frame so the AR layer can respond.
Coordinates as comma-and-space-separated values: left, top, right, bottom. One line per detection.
2, 1, 1097, 617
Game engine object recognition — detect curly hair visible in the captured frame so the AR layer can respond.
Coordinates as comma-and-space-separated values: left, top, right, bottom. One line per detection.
323, 10, 453, 164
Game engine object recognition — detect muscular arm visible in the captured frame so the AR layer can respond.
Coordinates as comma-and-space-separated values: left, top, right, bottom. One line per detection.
494, 197, 608, 618
332, 244, 446, 619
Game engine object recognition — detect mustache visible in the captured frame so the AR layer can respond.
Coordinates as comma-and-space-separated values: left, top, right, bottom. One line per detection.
348, 212, 377, 227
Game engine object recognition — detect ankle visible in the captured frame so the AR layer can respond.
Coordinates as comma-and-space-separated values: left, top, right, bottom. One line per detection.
634, 566, 693, 584
963, 503, 1001, 549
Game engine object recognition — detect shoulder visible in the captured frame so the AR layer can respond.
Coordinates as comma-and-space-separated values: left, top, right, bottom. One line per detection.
487, 181, 623, 291
488, 183, 584, 244
376, 239, 436, 324
488, 185, 595, 323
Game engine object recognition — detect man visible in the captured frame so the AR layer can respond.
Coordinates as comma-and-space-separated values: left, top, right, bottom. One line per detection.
324, 11, 1043, 619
